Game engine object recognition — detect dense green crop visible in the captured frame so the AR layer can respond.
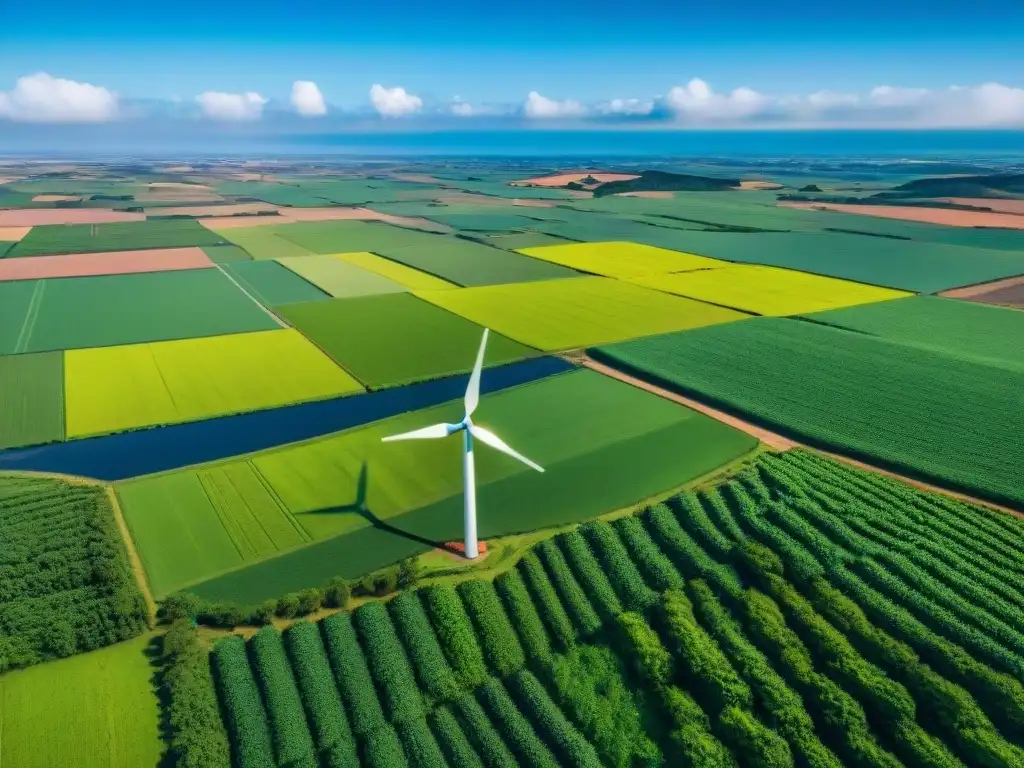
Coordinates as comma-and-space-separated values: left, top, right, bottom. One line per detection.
420, 585, 488, 689
387, 591, 462, 702
211, 636, 275, 768
494, 568, 552, 661
457, 580, 525, 677
476, 677, 560, 768
429, 705, 485, 768
557, 530, 623, 620
321, 613, 386, 737
250, 626, 317, 768
352, 602, 424, 724
581, 521, 658, 611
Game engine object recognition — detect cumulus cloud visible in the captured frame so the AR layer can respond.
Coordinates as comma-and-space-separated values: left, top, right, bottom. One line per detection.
291, 81, 326, 117
0, 72, 118, 123
663, 78, 768, 122
195, 91, 268, 121
597, 97, 655, 116
370, 84, 422, 117
523, 91, 586, 118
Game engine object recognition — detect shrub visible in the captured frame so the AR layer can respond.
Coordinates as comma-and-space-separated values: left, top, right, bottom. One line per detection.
517, 552, 577, 649
420, 585, 487, 689
321, 613, 386, 737
494, 568, 552, 661
296, 588, 324, 615
352, 602, 424, 724
325, 577, 352, 609
276, 593, 301, 619
388, 591, 461, 703
211, 636, 275, 768
249, 626, 317, 768
457, 580, 525, 677
615, 612, 673, 686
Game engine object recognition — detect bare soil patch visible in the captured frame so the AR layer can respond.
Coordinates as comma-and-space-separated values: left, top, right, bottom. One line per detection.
0, 247, 214, 282
937, 198, 1024, 215
940, 275, 1024, 309
737, 180, 783, 190
0, 226, 31, 241
779, 200, 1024, 229
0, 209, 146, 226
148, 203, 278, 217
148, 182, 213, 190
512, 171, 640, 188
31, 194, 82, 203
615, 191, 675, 199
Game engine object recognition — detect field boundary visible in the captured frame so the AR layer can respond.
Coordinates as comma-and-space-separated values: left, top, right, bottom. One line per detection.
105, 485, 157, 622
580, 353, 1024, 519
213, 263, 286, 328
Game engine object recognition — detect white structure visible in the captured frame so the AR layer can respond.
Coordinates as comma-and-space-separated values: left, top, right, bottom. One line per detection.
381, 329, 544, 558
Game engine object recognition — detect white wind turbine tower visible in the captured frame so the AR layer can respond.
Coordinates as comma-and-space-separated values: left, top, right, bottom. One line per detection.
380, 328, 544, 559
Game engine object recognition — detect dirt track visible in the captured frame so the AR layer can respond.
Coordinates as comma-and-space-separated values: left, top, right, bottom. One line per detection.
580, 356, 1023, 519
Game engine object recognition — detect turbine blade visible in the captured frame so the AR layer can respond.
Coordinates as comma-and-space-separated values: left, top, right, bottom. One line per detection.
464, 327, 489, 418
470, 425, 544, 473
381, 423, 456, 442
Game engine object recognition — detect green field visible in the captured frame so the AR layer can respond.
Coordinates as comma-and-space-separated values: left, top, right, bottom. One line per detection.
201, 244, 252, 263
804, 295, 1024, 369
593, 316, 1024, 507
0, 351, 64, 449
0, 269, 279, 354
277, 293, 537, 388
482, 232, 577, 250
423, 211, 548, 231
117, 369, 756, 600
277, 255, 408, 298
274, 220, 433, 253
8, 219, 225, 257
65, 329, 362, 438
217, 225, 317, 259
0, 635, 163, 768
621, 230, 1024, 292
418, 276, 748, 350
222, 260, 330, 306
0, 242, 11, 258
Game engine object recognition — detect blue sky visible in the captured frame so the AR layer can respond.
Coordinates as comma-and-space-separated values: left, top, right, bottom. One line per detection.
2, 0, 1024, 131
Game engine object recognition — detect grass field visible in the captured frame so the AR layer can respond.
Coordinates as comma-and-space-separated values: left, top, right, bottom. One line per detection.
201, 244, 252, 263
277, 293, 537, 388
222, 260, 330, 306
804, 295, 1024, 369
519, 241, 726, 277
118, 369, 756, 600
483, 232, 576, 251
8, 219, 225, 257
417, 277, 748, 350
0, 269, 279, 354
0, 351, 63, 449
423, 211, 547, 231
65, 328, 362, 438
217, 226, 316, 259
277, 255, 408, 297
273, 220, 432, 253
628, 230, 1024, 292
593, 316, 1024, 507
0, 635, 162, 768
629, 264, 912, 316
334, 251, 458, 290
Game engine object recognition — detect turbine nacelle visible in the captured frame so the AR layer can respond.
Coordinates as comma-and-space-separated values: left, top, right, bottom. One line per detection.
380, 327, 544, 559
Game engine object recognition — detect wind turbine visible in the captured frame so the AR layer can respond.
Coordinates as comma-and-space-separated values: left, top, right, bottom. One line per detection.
380, 328, 544, 559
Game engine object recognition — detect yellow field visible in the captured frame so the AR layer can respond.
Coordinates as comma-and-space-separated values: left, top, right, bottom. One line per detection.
517, 241, 726, 278
65, 329, 363, 438
333, 251, 458, 290
416, 276, 747, 351
627, 264, 912, 316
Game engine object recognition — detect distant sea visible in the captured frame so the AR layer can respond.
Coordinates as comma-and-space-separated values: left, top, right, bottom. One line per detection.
281, 130, 1024, 158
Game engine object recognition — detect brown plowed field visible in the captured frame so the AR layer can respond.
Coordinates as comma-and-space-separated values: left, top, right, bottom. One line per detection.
0, 209, 146, 226
0, 246, 213, 281
31, 194, 82, 202
940, 275, 1024, 309
737, 180, 783, 190
0, 226, 31, 241
512, 171, 640, 187
938, 198, 1024, 215
779, 200, 1024, 229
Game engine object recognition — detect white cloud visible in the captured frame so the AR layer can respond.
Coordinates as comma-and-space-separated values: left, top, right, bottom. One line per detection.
451, 101, 476, 117
370, 84, 422, 117
195, 91, 267, 121
598, 97, 654, 116
523, 91, 585, 119
291, 80, 326, 117
664, 78, 768, 122
0, 72, 118, 123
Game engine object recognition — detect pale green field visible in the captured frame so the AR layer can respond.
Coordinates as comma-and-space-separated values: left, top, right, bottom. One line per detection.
0, 634, 163, 768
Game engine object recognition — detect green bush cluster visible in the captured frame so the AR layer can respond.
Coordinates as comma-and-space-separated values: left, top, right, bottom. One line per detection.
284, 621, 356, 762
581, 521, 658, 611
160, 620, 232, 768
352, 601, 424, 724
494, 568, 552, 660
321, 612, 386, 738
457, 580, 525, 677
211, 635, 275, 768
419, 585, 487, 689
387, 591, 461, 703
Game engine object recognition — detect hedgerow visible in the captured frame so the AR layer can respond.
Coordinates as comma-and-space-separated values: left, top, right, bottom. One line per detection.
613, 513, 684, 592
395, 718, 448, 768
453, 691, 519, 768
